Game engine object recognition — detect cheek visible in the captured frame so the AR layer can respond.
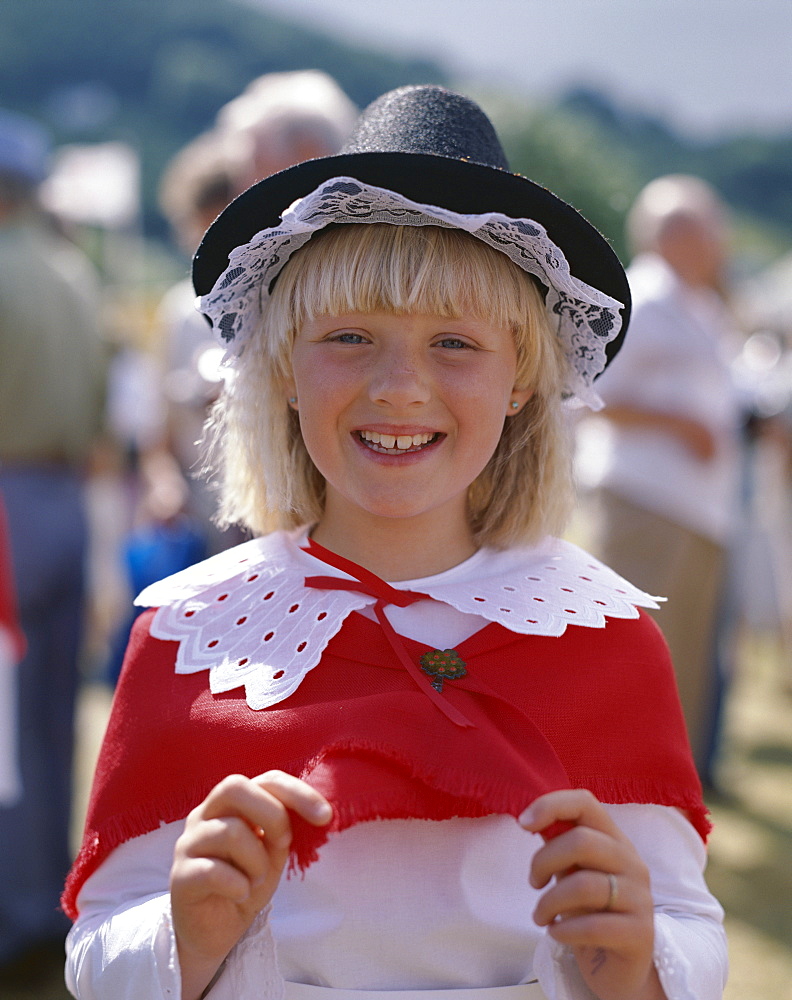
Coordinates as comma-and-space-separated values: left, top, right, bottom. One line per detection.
451, 367, 513, 419
291, 359, 331, 417
454, 371, 514, 456
293, 383, 353, 476
474, 412, 509, 461
453, 395, 509, 469
296, 396, 330, 453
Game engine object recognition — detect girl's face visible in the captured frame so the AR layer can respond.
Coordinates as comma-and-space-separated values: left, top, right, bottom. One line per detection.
288, 310, 530, 552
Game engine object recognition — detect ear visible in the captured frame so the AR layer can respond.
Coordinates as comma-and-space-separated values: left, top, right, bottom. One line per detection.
506, 387, 533, 416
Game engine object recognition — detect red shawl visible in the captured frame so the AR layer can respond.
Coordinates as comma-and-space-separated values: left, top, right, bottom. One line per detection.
63, 606, 707, 919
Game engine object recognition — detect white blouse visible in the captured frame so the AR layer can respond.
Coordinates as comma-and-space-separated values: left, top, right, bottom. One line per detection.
66, 807, 726, 1000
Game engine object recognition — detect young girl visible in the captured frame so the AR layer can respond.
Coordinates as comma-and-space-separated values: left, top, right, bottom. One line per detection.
63, 86, 726, 1000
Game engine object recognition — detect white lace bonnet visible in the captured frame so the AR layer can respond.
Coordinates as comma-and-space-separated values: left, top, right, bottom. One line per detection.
192, 85, 631, 409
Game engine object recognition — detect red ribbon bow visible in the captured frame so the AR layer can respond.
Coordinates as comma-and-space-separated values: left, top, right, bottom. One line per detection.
303, 538, 474, 728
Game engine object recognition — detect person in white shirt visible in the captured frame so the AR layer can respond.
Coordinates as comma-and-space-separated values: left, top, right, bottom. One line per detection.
586, 175, 745, 781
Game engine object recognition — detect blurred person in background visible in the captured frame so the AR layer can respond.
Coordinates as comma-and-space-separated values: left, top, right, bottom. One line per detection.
584, 175, 747, 788
732, 263, 792, 689
143, 129, 237, 554
216, 68, 358, 194
0, 109, 107, 983
103, 73, 359, 685
101, 131, 237, 686
147, 71, 357, 553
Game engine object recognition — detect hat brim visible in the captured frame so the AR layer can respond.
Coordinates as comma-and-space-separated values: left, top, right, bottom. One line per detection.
193, 151, 630, 369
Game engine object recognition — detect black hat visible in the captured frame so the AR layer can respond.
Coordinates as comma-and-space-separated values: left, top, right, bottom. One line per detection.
194, 85, 630, 405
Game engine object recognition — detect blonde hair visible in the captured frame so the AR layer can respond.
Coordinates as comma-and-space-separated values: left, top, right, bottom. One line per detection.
204, 223, 574, 548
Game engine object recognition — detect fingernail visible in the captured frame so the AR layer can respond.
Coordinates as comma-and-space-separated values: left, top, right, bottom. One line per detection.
518, 805, 535, 828
314, 801, 333, 823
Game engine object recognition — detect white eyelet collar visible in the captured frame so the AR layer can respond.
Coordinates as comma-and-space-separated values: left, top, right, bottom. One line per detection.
136, 529, 660, 711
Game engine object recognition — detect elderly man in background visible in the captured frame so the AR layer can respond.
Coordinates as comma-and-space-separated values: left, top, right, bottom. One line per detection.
0, 109, 107, 983
588, 174, 746, 786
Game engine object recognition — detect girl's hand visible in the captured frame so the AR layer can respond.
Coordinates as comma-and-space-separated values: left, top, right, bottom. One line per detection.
170, 771, 332, 1000
520, 790, 665, 1000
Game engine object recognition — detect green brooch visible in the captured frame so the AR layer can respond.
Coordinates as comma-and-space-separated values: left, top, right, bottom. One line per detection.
419, 648, 467, 692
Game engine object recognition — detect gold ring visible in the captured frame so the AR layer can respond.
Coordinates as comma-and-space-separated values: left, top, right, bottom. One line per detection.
605, 872, 618, 912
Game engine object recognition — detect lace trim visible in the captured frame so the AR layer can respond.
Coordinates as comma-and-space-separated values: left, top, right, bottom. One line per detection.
137, 532, 659, 713
199, 178, 625, 410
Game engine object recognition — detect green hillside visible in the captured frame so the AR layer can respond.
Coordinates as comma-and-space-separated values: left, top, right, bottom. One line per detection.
496, 88, 792, 267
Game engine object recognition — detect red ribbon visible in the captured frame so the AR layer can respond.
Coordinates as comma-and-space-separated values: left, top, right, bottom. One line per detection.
303, 538, 474, 728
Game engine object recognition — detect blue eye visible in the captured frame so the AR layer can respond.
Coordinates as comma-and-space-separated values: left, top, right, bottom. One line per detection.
438, 337, 470, 349
331, 331, 367, 344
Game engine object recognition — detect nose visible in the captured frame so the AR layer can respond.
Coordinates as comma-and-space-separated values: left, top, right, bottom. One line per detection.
368, 346, 431, 408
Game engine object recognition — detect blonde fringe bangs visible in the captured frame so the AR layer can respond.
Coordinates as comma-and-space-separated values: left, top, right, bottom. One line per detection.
206, 223, 574, 546
282, 224, 543, 333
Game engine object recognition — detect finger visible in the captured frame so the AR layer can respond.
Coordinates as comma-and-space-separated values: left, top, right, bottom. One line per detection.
545, 912, 642, 951
545, 910, 653, 953
172, 853, 256, 905
197, 775, 296, 852
529, 825, 625, 889
253, 771, 333, 826
519, 789, 624, 842
533, 868, 629, 927
200, 771, 333, 827
181, 816, 271, 885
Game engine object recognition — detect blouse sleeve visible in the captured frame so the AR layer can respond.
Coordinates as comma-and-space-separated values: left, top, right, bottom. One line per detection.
532, 803, 727, 1000
65, 821, 285, 1000
66, 822, 182, 999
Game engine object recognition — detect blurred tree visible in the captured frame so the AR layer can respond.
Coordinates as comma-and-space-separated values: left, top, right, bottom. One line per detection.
0, 0, 444, 236
493, 93, 644, 264
495, 87, 792, 268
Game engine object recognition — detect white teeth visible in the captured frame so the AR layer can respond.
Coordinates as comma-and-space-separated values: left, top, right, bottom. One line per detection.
359, 430, 436, 451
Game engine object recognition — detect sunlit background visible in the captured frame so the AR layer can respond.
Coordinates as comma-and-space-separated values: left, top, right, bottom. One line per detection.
1, 1, 790, 996
4, 0, 792, 303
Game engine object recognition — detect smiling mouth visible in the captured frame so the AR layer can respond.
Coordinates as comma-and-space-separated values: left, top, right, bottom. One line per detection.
357, 430, 441, 455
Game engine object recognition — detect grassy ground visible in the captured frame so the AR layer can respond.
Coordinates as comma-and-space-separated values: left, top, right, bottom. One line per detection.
705, 631, 792, 1000
3, 631, 791, 999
